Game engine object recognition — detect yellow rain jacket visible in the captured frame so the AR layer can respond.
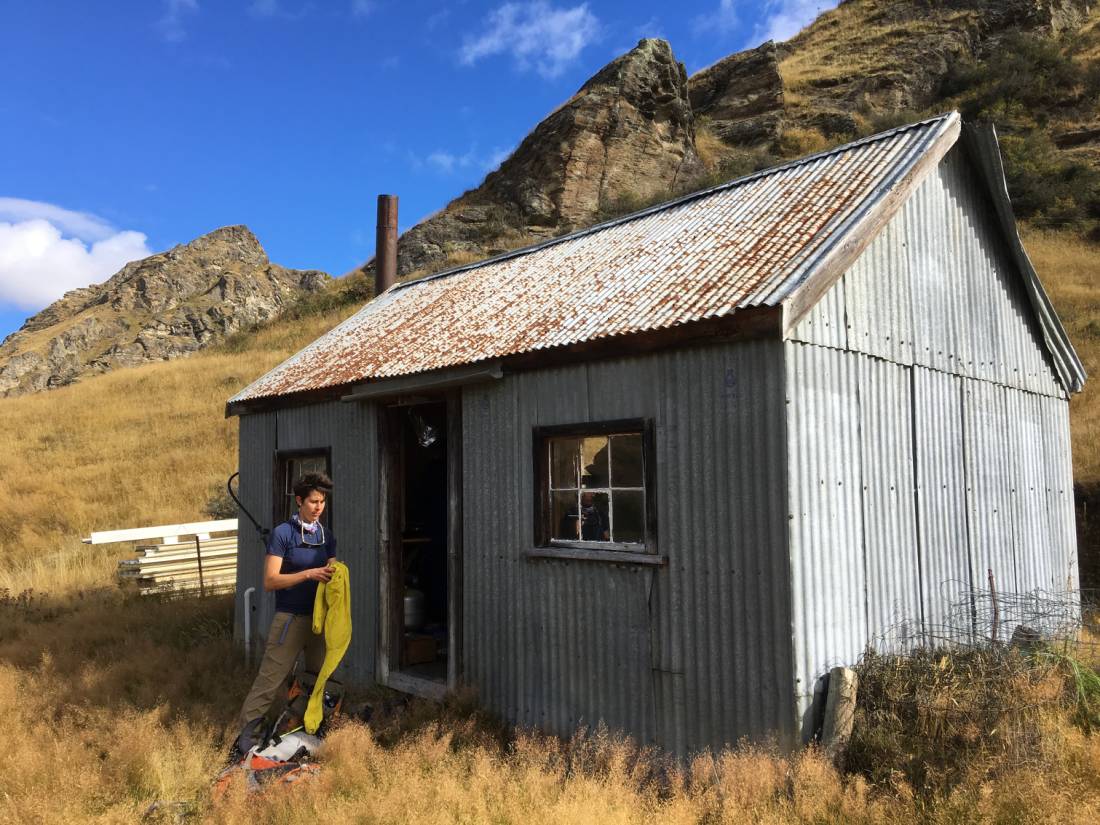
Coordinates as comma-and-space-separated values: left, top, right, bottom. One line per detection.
305, 560, 352, 734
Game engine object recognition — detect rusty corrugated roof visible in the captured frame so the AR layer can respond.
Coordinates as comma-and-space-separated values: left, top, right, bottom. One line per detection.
230, 113, 959, 406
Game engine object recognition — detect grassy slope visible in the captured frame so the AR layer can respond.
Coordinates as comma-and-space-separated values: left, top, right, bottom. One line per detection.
1023, 230, 1100, 483
0, 306, 356, 594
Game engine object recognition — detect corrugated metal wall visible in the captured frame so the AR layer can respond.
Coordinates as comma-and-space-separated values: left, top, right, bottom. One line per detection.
785, 146, 1077, 735
786, 343, 1077, 732
858, 356, 922, 648
235, 411, 277, 645
791, 145, 1064, 400
462, 338, 796, 756
912, 367, 972, 637
234, 400, 379, 685
785, 344, 864, 732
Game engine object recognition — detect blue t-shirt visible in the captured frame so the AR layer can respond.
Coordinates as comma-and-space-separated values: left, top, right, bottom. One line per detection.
267, 520, 337, 615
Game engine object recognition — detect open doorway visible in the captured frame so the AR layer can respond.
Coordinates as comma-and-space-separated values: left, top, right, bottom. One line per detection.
379, 395, 461, 697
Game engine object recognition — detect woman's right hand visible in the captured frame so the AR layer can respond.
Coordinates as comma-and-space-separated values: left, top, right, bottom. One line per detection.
304, 565, 334, 583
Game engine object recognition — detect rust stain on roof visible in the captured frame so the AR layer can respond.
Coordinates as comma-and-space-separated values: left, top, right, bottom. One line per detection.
231, 114, 958, 405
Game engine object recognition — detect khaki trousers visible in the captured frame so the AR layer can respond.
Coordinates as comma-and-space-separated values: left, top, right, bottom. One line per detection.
238, 611, 326, 728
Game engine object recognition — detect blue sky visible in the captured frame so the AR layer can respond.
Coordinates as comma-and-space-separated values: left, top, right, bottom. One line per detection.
0, 0, 835, 341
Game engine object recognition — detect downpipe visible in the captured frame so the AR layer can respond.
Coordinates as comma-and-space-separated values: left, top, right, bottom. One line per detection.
228, 472, 269, 666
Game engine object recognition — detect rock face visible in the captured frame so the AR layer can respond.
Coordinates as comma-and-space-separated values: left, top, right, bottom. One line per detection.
485, 38, 701, 229
690, 41, 785, 146
363, 38, 702, 279
0, 226, 327, 397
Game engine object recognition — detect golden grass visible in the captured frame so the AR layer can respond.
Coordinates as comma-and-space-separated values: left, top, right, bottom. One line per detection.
778, 126, 830, 156
775, 0, 981, 102
0, 306, 356, 595
4, 586, 1100, 823
693, 122, 729, 171
1022, 228, 1100, 483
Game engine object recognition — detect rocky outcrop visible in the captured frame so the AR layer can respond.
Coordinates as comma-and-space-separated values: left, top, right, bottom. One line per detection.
690, 41, 785, 146
361, 38, 703, 278
0, 225, 328, 396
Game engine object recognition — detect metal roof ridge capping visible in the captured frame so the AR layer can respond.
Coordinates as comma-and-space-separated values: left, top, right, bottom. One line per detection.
230, 113, 978, 409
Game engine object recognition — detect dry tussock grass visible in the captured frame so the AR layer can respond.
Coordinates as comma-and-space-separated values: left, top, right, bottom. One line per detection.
778, 126, 830, 157
1022, 229, 1100, 483
0, 591, 244, 823
694, 123, 729, 171
3, 588, 1100, 822
776, 0, 971, 95
0, 307, 353, 595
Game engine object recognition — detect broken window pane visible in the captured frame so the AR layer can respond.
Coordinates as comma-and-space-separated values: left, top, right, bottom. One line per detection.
581, 436, 609, 487
613, 490, 645, 543
610, 434, 643, 488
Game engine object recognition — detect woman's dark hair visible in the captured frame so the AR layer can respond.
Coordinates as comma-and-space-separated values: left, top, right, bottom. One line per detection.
293, 472, 333, 500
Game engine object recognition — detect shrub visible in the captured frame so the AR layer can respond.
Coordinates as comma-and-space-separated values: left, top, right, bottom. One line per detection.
848, 640, 1100, 796
203, 482, 237, 520
778, 126, 830, 156
943, 32, 1096, 125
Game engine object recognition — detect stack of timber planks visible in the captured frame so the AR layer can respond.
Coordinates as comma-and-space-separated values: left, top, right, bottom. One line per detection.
117, 536, 237, 595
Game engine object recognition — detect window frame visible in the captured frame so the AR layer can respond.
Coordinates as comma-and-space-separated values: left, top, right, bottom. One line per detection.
272, 447, 333, 528
532, 418, 658, 558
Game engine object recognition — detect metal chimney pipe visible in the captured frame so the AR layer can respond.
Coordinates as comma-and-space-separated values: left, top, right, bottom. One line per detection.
375, 194, 398, 296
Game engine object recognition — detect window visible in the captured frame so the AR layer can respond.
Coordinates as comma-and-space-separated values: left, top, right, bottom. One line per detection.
273, 449, 332, 526
534, 420, 656, 554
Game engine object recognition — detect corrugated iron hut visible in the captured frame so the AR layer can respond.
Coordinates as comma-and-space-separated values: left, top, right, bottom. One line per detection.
227, 112, 1086, 755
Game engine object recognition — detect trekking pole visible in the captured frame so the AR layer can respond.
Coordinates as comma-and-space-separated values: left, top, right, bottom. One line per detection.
194, 534, 206, 597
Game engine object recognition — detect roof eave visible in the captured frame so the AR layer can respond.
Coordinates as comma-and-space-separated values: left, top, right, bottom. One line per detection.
780, 112, 963, 332
226, 304, 784, 417
961, 123, 1087, 395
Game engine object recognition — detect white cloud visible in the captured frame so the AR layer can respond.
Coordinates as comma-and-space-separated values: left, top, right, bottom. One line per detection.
156, 0, 199, 42
426, 150, 467, 174
0, 198, 117, 242
486, 146, 511, 171
754, 0, 832, 42
692, 0, 738, 36
414, 144, 513, 175
351, 0, 375, 18
249, 0, 311, 20
0, 201, 151, 311
460, 2, 600, 79
426, 9, 450, 30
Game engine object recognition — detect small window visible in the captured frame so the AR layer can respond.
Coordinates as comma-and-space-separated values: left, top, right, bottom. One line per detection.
273, 449, 332, 526
534, 420, 655, 552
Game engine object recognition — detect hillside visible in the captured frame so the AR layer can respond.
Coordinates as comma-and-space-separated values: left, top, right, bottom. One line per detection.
0, 304, 356, 594
343, 0, 1098, 287
0, 225, 328, 397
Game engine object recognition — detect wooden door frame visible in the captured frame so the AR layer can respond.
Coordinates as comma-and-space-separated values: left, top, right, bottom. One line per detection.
376, 391, 463, 700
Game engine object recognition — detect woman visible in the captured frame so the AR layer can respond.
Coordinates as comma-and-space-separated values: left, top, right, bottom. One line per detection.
235, 471, 337, 754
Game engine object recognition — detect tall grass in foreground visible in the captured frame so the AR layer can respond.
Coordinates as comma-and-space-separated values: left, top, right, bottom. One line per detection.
3, 589, 1100, 823
0, 308, 354, 595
